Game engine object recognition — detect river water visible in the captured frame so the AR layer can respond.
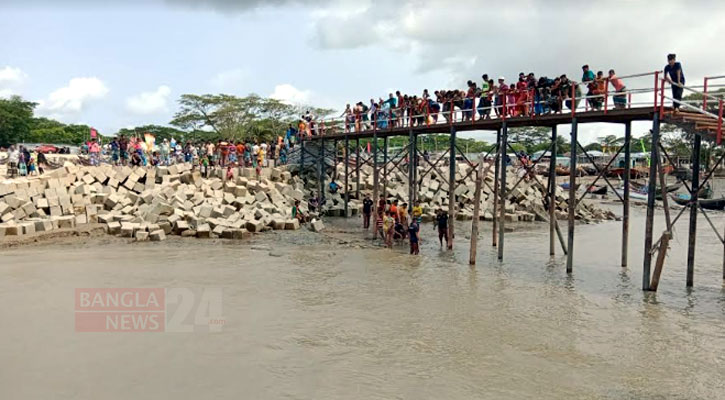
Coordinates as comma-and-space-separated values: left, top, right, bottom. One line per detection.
1, 207, 724, 399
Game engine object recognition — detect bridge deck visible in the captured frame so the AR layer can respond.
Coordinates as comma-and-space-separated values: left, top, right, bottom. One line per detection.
307, 106, 663, 140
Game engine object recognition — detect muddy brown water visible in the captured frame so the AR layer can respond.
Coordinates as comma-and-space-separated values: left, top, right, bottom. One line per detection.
1, 207, 725, 399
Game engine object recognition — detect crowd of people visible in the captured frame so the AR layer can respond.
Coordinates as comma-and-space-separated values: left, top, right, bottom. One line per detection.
334, 67, 629, 135
105, 136, 291, 171
297, 55, 686, 139
360, 194, 453, 255
4, 145, 50, 178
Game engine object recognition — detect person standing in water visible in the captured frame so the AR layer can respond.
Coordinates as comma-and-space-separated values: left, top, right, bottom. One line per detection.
435, 208, 449, 248
408, 220, 420, 255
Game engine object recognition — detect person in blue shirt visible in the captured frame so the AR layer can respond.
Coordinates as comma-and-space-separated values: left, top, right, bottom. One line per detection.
664, 53, 685, 110
328, 181, 339, 194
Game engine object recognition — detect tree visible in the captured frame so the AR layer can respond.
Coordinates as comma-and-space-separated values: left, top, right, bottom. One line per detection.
170, 93, 333, 142
508, 126, 551, 152
0, 96, 36, 146
584, 142, 602, 152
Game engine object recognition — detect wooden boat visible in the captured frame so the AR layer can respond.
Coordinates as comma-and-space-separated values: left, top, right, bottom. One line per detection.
559, 182, 580, 190
630, 181, 682, 200
615, 188, 648, 200
670, 194, 725, 210
555, 166, 570, 176
607, 167, 643, 179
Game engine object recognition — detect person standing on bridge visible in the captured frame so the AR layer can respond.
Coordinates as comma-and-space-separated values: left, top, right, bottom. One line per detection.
664, 53, 685, 111
608, 70, 627, 109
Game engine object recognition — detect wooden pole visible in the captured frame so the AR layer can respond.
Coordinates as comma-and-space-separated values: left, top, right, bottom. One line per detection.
469, 160, 484, 265
643, 113, 660, 290
317, 139, 323, 201
650, 232, 671, 291
687, 133, 702, 287
408, 129, 415, 212
344, 135, 349, 217
413, 133, 419, 208
492, 129, 501, 247
300, 140, 305, 177
622, 121, 631, 267
383, 136, 388, 200
372, 133, 379, 239
549, 125, 557, 256
448, 126, 456, 250
355, 138, 360, 199
566, 118, 578, 274
497, 123, 508, 260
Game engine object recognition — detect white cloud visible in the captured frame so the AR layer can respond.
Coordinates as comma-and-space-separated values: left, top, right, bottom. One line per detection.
270, 83, 311, 104
126, 85, 172, 115
0, 66, 28, 87
210, 68, 248, 89
0, 88, 14, 99
38, 77, 109, 117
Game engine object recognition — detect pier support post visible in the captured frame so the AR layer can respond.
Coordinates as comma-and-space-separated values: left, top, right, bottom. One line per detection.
492, 129, 501, 247
300, 139, 305, 176
333, 139, 338, 181
687, 133, 702, 287
469, 160, 484, 265
372, 133, 379, 239
448, 126, 456, 250
318, 139, 325, 202
498, 123, 508, 260
566, 118, 578, 273
408, 129, 415, 212
549, 125, 557, 256
355, 138, 360, 199
643, 113, 660, 290
344, 135, 349, 217
622, 121, 631, 267
383, 136, 388, 200
413, 133, 419, 208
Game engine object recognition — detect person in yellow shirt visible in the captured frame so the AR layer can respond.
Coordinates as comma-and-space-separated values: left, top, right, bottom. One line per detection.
412, 200, 423, 225
398, 202, 409, 227
383, 212, 395, 248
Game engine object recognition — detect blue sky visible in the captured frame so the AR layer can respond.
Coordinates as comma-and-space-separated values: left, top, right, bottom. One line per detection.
2, 0, 725, 144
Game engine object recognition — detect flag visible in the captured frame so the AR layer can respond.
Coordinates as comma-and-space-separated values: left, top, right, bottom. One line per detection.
90, 128, 98, 138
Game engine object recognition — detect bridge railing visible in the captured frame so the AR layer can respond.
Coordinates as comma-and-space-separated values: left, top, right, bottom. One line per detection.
661, 75, 725, 143
305, 70, 723, 144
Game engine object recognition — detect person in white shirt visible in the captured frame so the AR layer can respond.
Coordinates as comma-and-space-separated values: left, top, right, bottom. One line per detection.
7, 145, 20, 177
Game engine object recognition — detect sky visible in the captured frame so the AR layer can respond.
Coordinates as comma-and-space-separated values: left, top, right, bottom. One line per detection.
1, 0, 725, 144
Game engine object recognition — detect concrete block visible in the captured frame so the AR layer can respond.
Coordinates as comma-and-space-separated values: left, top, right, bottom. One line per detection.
135, 231, 149, 241
149, 229, 166, 241
310, 219, 324, 232
106, 221, 121, 234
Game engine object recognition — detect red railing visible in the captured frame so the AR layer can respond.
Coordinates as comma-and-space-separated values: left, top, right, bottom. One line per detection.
306, 70, 725, 146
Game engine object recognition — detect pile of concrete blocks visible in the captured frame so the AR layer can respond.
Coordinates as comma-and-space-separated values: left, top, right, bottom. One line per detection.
0, 163, 304, 240
306, 160, 615, 224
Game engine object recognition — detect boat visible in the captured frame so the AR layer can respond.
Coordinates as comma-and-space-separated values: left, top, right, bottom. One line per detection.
555, 167, 570, 176
615, 188, 648, 201
607, 167, 643, 179
559, 182, 580, 190
670, 194, 725, 210
630, 181, 682, 200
